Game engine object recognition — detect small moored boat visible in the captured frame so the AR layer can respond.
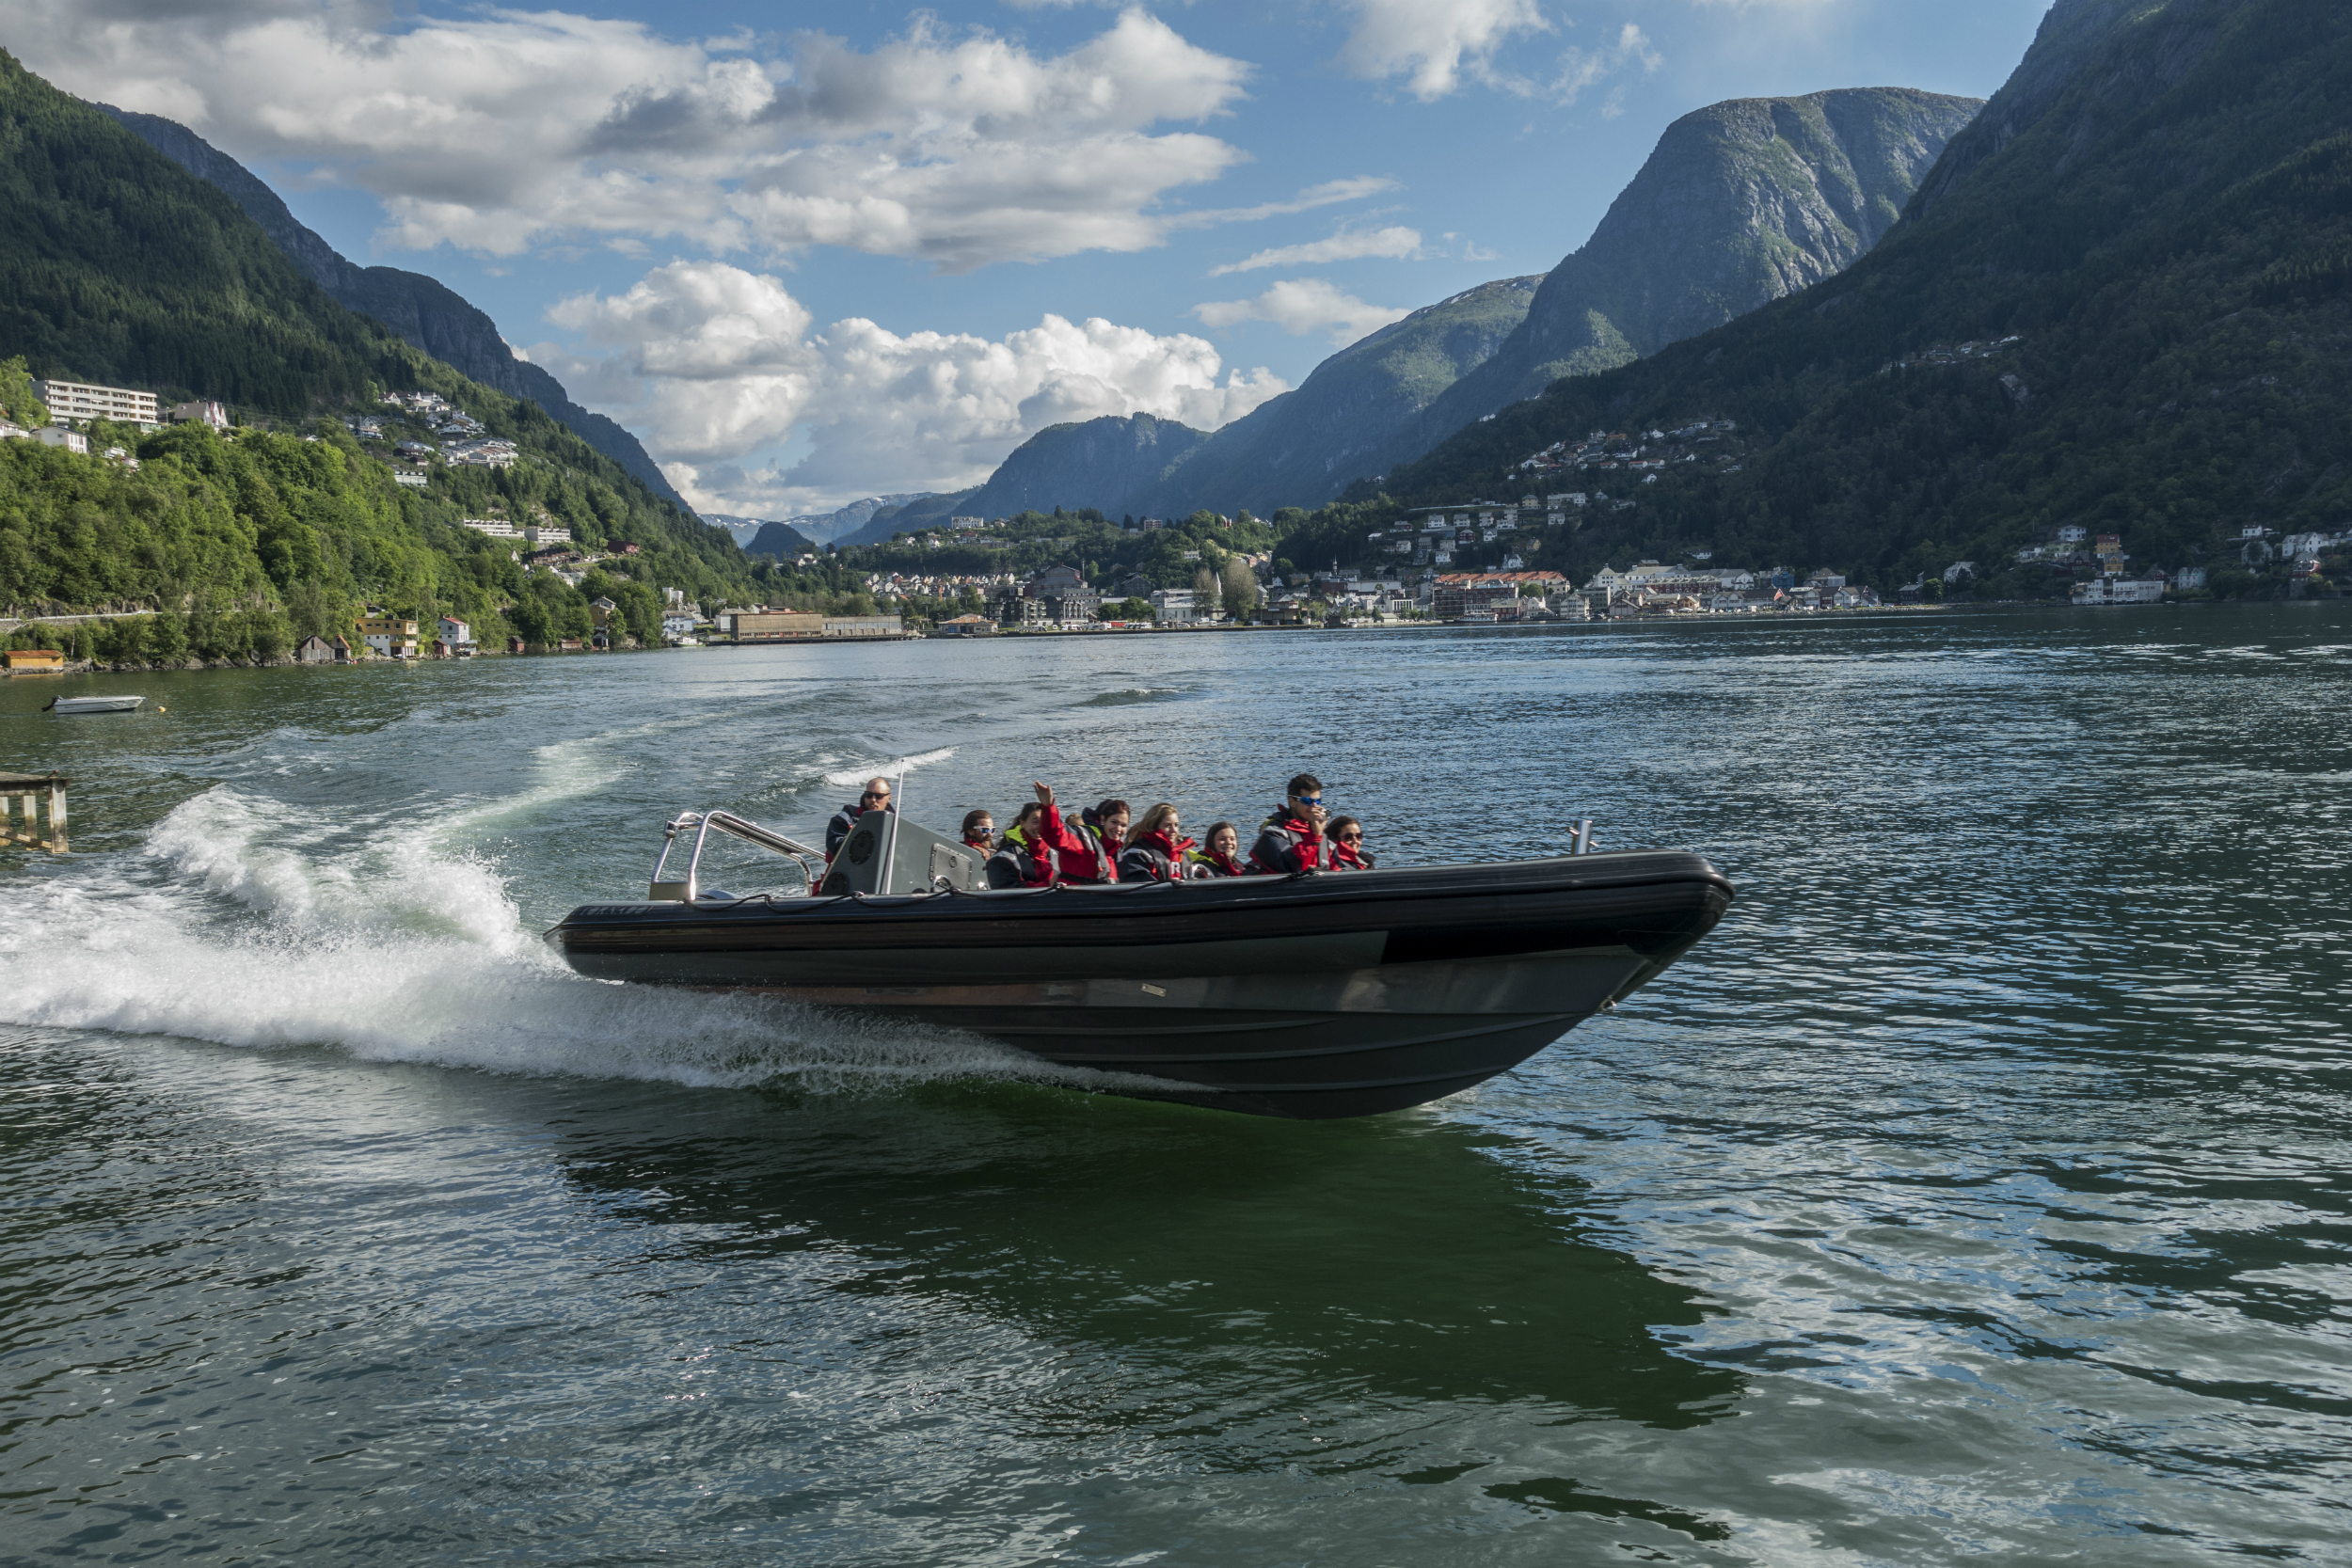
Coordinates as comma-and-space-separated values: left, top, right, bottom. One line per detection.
546, 806, 1734, 1119
45, 695, 145, 714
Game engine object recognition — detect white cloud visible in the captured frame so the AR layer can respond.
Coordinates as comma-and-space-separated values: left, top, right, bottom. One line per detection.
1192, 279, 1409, 346
11, 3, 1271, 269
541, 261, 1286, 514
1338, 0, 1550, 102
1554, 24, 1662, 105
1210, 225, 1422, 275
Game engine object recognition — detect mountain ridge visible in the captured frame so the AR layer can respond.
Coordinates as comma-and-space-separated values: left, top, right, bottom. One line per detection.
95, 105, 694, 515
1362, 0, 2352, 594
1401, 87, 1983, 464
940, 87, 1977, 525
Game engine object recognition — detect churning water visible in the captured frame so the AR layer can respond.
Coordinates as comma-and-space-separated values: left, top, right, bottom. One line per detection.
2, 605, 2347, 1564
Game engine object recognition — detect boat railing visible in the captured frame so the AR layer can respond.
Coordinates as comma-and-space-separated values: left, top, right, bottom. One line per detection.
649, 810, 824, 903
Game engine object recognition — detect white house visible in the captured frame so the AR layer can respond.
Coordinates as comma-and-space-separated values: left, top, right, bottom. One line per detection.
1150, 588, 1200, 623
33, 427, 88, 454
170, 400, 230, 432
661, 610, 697, 641
437, 616, 474, 647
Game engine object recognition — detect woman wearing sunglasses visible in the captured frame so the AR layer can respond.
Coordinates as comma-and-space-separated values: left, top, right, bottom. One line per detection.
1325, 816, 1376, 871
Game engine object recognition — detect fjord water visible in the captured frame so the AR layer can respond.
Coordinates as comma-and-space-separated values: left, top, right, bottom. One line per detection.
3, 606, 2347, 1565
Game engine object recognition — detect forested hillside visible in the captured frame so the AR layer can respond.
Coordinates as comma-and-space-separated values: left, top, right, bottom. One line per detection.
99, 104, 693, 513
0, 49, 762, 649
1362, 0, 2352, 596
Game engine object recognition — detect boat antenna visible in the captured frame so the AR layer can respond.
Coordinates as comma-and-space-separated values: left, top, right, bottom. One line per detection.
879, 763, 908, 894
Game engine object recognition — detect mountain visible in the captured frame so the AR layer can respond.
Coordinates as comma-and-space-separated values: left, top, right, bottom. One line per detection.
1138, 276, 1545, 518
1402, 88, 1982, 462
951, 277, 1541, 522
950, 87, 1975, 522
962, 414, 1213, 520
1367, 0, 2352, 593
0, 48, 754, 641
742, 519, 818, 559
96, 106, 693, 515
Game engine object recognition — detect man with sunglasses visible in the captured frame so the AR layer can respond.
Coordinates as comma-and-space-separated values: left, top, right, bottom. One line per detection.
1249, 772, 1331, 876
826, 776, 895, 863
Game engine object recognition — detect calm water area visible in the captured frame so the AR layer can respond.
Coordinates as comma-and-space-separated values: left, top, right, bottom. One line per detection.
2, 604, 2348, 1565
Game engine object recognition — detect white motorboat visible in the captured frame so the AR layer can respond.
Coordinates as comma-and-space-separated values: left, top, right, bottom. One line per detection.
45, 695, 144, 714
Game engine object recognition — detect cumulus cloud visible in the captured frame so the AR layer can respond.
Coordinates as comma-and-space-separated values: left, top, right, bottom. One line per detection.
10, 3, 1273, 268
540, 261, 1286, 514
1209, 225, 1422, 275
1338, 0, 1550, 101
1192, 279, 1410, 346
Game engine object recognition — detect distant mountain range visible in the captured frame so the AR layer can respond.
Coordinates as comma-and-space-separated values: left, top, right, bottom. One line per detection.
1370, 0, 2352, 589
943, 86, 1979, 528
707, 495, 937, 553
96, 106, 693, 515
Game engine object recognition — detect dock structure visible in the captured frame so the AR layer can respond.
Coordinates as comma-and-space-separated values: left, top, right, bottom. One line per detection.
1, 771, 68, 852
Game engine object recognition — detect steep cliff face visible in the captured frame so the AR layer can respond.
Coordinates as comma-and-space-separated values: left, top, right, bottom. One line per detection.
1373, 0, 2352, 587
949, 87, 1975, 521
99, 106, 693, 515
1404, 87, 1983, 461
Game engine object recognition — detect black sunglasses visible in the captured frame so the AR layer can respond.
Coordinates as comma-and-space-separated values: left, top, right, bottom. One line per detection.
862, 790, 891, 800
1336, 832, 1362, 842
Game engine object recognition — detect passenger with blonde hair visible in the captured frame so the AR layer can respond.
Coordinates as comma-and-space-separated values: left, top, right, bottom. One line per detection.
1117, 801, 1195, 883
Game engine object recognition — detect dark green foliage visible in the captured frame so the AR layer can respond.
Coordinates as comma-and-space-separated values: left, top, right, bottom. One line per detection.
1358, 0, 2352, 594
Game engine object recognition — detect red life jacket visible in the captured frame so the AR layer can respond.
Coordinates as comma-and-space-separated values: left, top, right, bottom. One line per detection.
1062, 814, 1121, 883
1117, 830, 1194, 883
1327, 837, 1375, 871
1248, 812, 1326, 875
1187, 846, 1248, 878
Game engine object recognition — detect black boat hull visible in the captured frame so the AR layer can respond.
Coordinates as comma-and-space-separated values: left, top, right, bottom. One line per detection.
548, 852, 1733, 1118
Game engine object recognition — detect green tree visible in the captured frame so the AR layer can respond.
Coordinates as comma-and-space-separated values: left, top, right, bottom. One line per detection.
0, 356, 48, 428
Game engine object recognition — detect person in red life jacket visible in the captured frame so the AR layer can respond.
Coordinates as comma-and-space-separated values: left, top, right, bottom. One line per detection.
826, 776, 893, 863
1116, 802, 1195, 882
1061, 798, 1127, 883
1186, 821, 1247, 879
960, 809, 995, 852
1326, 816, 1376, 871
983, 784, 1088, 889
1248, 773, 1329, 875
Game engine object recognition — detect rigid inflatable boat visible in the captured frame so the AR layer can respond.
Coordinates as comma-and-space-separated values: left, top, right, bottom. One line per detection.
547, 806, 1733, 1119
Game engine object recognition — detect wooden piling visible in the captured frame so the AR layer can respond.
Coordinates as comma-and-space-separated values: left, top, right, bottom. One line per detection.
0, 771, 68, 852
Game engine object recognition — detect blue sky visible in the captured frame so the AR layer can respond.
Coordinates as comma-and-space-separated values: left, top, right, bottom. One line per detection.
14, 0, 2049, 516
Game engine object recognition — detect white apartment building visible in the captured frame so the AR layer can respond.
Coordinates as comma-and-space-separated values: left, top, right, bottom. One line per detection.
462, 518, 525, 539
392, 470, 429, 489
38, 380, 160, 428
523, 524, 570, 545
1150, 588, 1200, 623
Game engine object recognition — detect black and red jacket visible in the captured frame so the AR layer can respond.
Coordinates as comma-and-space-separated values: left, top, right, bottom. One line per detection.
1061, 812, 1121, 883
1117, 830, 1195, 883
1186, 845, 1248, 879
1248, 810, 1327, 876
983, 808, 1092, 888
1327, 837, 1376, 872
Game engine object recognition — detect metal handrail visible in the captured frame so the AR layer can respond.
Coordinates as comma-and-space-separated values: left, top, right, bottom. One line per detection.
648, 809, 823, 903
